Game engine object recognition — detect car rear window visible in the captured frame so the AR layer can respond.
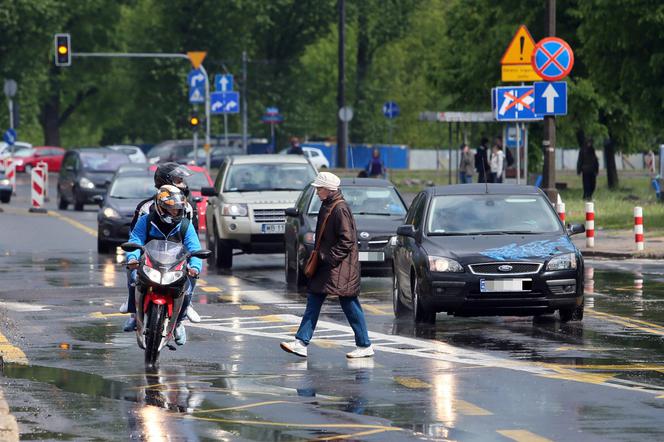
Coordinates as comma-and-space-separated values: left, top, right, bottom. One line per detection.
309, 187, 406, 216
81, 152, 131, 172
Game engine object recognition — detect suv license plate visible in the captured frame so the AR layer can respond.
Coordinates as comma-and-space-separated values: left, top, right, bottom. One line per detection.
480, 278, 532, 293
261, 223, 285, 234
359, 251, 385, 262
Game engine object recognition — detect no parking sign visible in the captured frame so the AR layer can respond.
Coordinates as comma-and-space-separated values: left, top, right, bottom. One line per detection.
531, 37, 574, 81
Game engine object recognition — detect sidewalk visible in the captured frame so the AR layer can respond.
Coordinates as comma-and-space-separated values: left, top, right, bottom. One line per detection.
573, 229, 664, 259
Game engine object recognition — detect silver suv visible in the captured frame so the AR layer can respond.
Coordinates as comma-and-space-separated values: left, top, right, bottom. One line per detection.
202, 154, 317, 268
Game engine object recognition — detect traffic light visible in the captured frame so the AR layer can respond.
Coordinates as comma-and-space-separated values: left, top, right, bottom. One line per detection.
54, 33, 71, 66
189, 112, 200, 130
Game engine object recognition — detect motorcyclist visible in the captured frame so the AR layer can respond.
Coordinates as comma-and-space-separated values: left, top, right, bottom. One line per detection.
125, 185, 203, 346
121, 162, 200, 332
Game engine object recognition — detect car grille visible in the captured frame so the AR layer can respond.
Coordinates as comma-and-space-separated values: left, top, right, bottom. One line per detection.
253, 209, 285, 223
469, 262, 542, 275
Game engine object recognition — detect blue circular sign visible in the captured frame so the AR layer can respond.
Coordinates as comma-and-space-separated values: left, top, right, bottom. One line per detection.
531, 37, 574, 81
382, 101, 400, 119
3, 128, 16, 145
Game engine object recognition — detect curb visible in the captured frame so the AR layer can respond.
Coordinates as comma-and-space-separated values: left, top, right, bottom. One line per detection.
580, 250, 664, 260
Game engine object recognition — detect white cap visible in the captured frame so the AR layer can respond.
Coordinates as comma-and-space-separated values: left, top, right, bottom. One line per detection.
311, 171, 341, 191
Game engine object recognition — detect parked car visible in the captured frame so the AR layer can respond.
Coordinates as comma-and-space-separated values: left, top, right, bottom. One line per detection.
57, 148, 131, 211
285, 178, 407, 287
0, 141, 32, 160
185, 145, 245, 168
392, 184, 586, 324
0, 170, 11, 203
97, 167, 155, 253
202, 154, 317, 268
13, 146, 65, 173
279, 146, 330, 169
107, 145, 147, 163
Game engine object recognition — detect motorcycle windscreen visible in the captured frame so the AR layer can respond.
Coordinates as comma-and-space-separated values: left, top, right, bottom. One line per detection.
143, 240, 188, 267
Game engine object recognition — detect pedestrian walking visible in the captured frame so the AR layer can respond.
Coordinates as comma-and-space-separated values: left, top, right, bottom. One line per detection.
365, 148, 386, 178
489, 144, 505, 183
458, 144, 474, 184
287, 137, 304, 155
475, 138, 490, 183
281, 171, 373, 359
577, 138, 599, 200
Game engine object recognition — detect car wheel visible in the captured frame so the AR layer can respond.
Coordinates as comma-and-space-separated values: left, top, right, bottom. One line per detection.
73, 188, 84, 211
57, 191, 68, 210
295, 248, 307, 289
0, 193, 10, 204
412, 275, 435, 324
206, 222, 217, 266
559, 297, 584, 323
218, 239, 233, 269
285, 247, 296, 283
97, 236, 111, 254
392, 270, 408, 317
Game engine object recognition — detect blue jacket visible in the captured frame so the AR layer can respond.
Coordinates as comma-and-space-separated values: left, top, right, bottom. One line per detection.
126, 214, 203, 273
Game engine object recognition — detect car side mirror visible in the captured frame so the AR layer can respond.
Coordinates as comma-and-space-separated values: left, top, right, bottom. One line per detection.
567, 223, 585, 236
190, 249, 212, 259
121, 242, 143, 252
396, 224, 417, 238
201, 186, 216, 197
285, 207, 299, 217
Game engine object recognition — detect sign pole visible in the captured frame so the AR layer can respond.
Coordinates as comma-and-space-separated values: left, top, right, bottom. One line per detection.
524, 123, 529, 183
515, 123, 521, 184
193, 130, 198, 162
242, 50, 248, 154
224, 113, 229, 150
542, 0, 558, 201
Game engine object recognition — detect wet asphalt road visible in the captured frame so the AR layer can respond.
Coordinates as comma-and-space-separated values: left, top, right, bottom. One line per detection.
0, 176, 663, 441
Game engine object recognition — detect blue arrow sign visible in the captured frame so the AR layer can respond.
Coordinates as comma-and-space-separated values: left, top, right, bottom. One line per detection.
2, 128, 16, 145
534, 81, 567, 116
215, 74, 233, 92
189, 86, 205, 104
211, 91, 240, 114
187, 69, 205, 88
494, 86, 543, 121
382, 101, 400, 119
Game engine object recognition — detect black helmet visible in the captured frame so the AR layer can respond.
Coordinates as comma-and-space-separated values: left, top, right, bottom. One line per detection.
154, 162, 192, 191
155, 185, 187, 225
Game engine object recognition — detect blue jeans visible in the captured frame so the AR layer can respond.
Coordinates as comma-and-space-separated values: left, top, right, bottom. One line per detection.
126, 269, 195, 322
459, 172, 473, 184
295, 293, 371, 348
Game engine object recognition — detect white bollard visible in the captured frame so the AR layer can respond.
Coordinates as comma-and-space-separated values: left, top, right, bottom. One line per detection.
634, 206, 644, 251
585, 202, 594, 248
29, 167, 47, 213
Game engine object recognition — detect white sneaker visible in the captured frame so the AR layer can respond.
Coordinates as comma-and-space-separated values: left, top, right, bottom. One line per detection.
346, 345, 374, 359
119, 301, 128, 314
186, 306, 201, 323
280, 339, 308, 357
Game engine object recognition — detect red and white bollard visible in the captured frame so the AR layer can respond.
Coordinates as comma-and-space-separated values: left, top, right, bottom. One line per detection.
585, 202, 595, 248
634, 206, 644, 251
36, 161, 49, 202
556, 201, 565, 223
29, 166, 47, 213
4, 159, 16, 195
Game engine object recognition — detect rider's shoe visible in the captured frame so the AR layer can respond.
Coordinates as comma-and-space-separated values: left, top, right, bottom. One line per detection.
174, 323, 187, 346
186, 305, 201, 323
123, 315, 136, 332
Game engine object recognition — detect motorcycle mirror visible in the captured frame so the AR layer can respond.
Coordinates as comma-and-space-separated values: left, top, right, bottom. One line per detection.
190, 249, 212, 259
121, 242, 143, 252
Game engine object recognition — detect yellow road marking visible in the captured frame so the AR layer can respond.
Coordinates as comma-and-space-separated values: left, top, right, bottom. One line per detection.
192, 400, 289, 414
90, 311, 128, 318
588, 310, 664, 336
497, 429, 553, 442
313, 340, 340, 349
394, 376, 431, 389
240, 305, 260, 311
362, 304, 391, 316
258, 315, 284, 322
314, 428, 400, 440
48, 211, 97, 237
456, 400, 492, 416
185, 415, 402, 432
0, 330, 28, 365
198, 278, 207, 285
539, 366, 615, 385
542, 363, 664, 372
201, 286, 222, 293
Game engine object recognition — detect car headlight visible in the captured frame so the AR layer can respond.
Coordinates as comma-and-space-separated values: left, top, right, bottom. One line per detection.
389, 235, 398, 246
102, 207, 120, 219
161, 270, 184, 285
142, 265, 162, 284
14, 159, 23, 166
221, 203, 248, 217
546, 253, 577, 271
303, 232, 315, 244
0, 179, 9, 186
79, 177, 95, 189
428, 256, 464, 273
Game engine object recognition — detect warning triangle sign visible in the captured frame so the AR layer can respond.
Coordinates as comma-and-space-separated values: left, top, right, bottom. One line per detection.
187, 51, 207, 69
501, 25, 537, 65
190, 88, 204, 102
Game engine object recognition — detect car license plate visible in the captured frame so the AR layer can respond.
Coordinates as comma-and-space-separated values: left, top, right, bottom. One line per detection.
480, 278, 532, 293
359, 251, 385, 262
261, 223, 285, 234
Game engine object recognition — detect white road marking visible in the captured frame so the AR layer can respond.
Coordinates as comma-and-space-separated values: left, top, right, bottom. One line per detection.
0, 301, 51, 312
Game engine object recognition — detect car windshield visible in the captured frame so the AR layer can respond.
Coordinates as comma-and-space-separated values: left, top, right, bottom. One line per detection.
186, 170, 211, 190
143, 240, 188, 266
224, 163, 316, 192
81, 152, 130, 172
13, 149, 35, 158
309, 187, 406, 216
427, 194, 563, 235
109, 176, 155, 199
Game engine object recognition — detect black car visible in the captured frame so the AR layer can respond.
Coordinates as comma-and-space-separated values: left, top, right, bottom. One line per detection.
0, 170, 11, 203
97, 167, 155, 253
57, 148, 131, 211
285, 178, 408, 287
392, 184, 586, 324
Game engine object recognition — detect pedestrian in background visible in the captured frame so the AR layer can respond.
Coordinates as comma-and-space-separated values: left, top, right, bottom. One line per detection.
577, 138, 599, 200
475, 138, 490, 183
281, 171, 373, 359
365, 148, 386, 178
287, 137, 304, 155
459, 144, 474, 184
489, 144, 505, 183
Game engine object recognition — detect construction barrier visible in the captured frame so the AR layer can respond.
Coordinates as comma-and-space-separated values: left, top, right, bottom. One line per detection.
585, 202, 594, 248
634, 206, 644, 251
3, 159, 16, 194
36, 161, 49, 201
29, 166, 47, 213
556, 202, 565, 223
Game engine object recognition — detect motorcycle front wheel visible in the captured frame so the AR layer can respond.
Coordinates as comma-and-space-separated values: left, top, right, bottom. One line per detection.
144, 303, 165, 369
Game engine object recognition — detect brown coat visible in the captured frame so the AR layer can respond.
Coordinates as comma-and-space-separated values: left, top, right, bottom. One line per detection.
307, 192, 360, 296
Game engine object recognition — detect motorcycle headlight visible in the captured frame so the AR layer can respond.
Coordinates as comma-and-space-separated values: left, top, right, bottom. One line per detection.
102, 207, 120, 219
546, 253, 577, 271
428, 256, 464, 273
142, 265, 162, 284
0, 179, 9, 186
221, 203, 248, 217
303, 232, 315, 245
161, 270, 184, 285
79, 177, 95, 189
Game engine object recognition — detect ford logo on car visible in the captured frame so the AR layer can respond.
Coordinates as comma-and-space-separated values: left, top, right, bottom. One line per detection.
498, 265, 513, 272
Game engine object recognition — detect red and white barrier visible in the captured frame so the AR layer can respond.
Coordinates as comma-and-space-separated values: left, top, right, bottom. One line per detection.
29, 166, 47, 213
634, 206, 644, 251
36, 161, 49, 201
585, 202, 594, 248
4, 159, 16, 194
556, 202, 565, 222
